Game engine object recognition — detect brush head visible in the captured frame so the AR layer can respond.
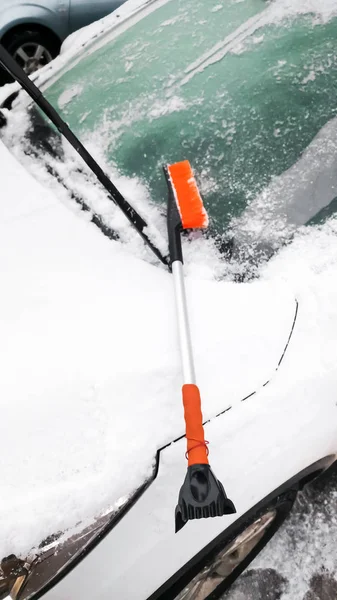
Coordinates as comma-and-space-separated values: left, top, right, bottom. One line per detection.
167, 160, 208, 230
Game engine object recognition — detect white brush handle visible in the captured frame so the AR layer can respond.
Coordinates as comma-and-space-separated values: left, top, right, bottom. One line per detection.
172, 260, 196, 385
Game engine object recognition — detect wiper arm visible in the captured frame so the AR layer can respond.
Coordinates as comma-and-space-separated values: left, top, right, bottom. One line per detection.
0, 44, 169, 267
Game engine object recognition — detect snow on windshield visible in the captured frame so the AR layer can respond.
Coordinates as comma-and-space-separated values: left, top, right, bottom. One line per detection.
16, 0, 335, 277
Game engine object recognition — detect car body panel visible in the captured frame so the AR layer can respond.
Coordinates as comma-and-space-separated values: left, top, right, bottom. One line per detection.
0, 0, 126, 45
69, 0, 125, 33
0, 1, 70, 41
59, 0, 159, 57
42, 362, 337, 600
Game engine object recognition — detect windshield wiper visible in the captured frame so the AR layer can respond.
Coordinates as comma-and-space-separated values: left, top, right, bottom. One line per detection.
0, 44, 169, 267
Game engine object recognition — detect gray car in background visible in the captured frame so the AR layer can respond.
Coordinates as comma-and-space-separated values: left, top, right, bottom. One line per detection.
0, 0, 125, 76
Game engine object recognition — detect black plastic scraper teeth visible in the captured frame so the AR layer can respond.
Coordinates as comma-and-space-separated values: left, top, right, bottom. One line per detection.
175, 464, 236, 533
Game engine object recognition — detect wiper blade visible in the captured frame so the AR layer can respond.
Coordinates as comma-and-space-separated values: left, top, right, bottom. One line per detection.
0, 44, 169, 267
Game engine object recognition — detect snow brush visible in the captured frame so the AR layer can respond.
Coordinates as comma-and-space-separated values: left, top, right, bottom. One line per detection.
164, 161, 236, 533
0, 44, 168, 267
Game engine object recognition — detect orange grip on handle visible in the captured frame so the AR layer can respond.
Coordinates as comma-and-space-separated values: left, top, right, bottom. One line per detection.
182, 384, 209, 466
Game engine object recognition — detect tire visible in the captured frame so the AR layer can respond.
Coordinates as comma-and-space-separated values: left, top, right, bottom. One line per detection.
0, 28, 60, 83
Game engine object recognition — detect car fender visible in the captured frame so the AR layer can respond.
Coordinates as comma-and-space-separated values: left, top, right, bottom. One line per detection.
0, 2, 70, 43
42, 389, 337, 600
41, 273, 337, 600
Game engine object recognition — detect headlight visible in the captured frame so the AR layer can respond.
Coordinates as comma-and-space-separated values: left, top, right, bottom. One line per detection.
0, 512, 111, 600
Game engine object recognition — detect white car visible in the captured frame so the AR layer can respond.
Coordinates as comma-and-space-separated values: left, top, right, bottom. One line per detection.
0, 0, 337, 599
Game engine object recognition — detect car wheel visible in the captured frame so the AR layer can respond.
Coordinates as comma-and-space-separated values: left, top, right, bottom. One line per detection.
172, 489, 297, 600
3, 29, 60, 75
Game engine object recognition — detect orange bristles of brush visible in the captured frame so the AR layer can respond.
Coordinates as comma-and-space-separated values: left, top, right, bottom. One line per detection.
167, 160, 209, 230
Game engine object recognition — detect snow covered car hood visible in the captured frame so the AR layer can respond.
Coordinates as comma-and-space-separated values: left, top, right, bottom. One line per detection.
3, 0, 337, 567
0, 139, 296, 558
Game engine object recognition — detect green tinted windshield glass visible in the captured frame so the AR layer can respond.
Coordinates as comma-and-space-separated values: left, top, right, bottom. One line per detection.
44, 0, 337, 233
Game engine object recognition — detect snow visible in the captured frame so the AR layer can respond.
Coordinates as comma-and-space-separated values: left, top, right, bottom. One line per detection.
57, 84, 84, 109
301, 70, 316, 84
180, 0, 337, 85
148, 95, 187, 119
0, 0, 337, 588
0, 138, 297, 558
211, 4, 224, 13
227, 112, 337, 266
245, 474, 337, 600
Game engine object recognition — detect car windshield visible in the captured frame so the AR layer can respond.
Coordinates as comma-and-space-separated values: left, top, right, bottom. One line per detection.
36, 0, 337, 258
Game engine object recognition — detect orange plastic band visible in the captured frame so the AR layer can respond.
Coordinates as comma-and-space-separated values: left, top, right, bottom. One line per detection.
185, 439, 209, 461
182, 384, 209, 466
